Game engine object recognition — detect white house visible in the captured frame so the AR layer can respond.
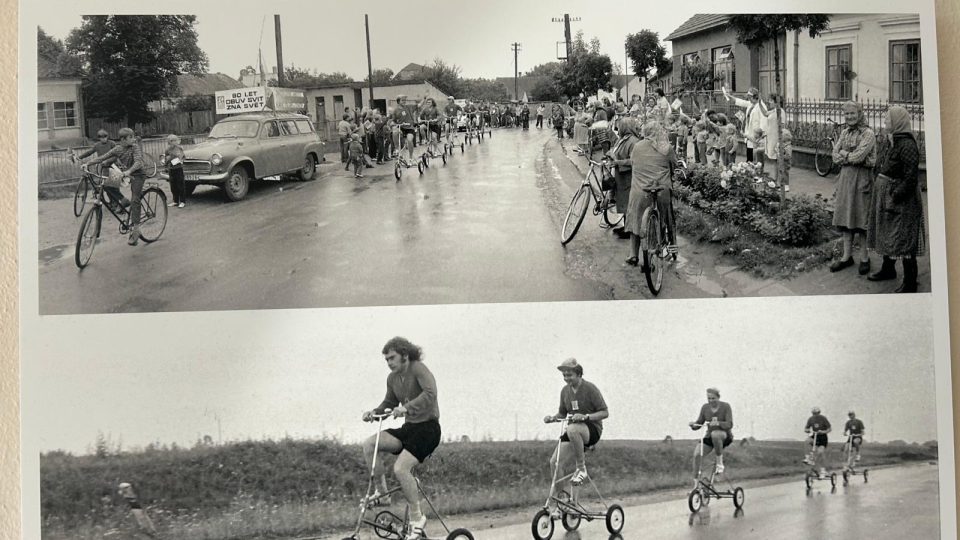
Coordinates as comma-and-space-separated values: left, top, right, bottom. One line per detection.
37, 53, 84, 150
302, 80, 448, 138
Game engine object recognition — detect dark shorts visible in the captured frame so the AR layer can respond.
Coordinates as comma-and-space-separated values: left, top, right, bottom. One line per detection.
560, 422, 601, 448
385, 419, 441, 463
703, 430, 733, 449
813, 433, 828, 448
850, 435, 862, 447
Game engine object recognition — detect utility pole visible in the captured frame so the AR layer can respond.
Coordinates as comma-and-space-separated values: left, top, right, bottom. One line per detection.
551, 14, 580, 63
274, 15, 285, 86
365, 14, 375, 110
511, 42, 522, 100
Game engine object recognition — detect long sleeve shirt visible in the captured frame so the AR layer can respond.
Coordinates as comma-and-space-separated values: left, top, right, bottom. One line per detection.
374, 361, 440, 424
78, 140, 117, 159
694, 402, 733, 436
731, 96, 766, 148
832, 125, 877, 168
89, 143, 144, 178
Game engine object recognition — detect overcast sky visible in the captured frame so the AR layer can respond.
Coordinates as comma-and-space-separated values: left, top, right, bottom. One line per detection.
23, 294, 939, 455
37, 1, 694, 81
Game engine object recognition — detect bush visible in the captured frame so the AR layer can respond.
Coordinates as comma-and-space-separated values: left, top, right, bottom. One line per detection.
675, 163, 831, 247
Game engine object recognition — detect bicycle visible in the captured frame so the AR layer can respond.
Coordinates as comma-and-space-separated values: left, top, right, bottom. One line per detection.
803, 430, 838, 491
420, 120, 447, 166
74, 164, 169, 269
342, 410, 474, 540
559, 157, 621, 246
638, 187, 677, 296
686, 427, 745, 513
840, 433, 869, 485
531, 415, 624, 540
814, 119, 842, 177
69, 147, 159, 217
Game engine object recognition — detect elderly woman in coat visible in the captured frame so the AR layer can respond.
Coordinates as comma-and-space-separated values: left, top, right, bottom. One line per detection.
608, 117, 642, 239
829, 101, 877, 275
624, 121, 677, 268
867, 105, 924, 292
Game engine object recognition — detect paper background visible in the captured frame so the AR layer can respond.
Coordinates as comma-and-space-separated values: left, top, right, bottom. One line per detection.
2, 1, 959, 539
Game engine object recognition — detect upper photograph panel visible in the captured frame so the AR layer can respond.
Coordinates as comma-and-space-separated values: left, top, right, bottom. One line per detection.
32, 9, 936, 314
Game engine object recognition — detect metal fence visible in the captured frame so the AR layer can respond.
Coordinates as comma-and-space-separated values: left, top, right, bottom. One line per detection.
675, 92, 925, 159
38, 134, 210, 187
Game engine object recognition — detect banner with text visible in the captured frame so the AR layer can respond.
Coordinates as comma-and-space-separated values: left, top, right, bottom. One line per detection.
215, 88, 266, 115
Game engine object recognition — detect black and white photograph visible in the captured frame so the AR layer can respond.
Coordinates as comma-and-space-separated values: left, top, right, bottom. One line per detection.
16, 0, 956, 540
25, 298, 944, 539
32, 5, 937, 314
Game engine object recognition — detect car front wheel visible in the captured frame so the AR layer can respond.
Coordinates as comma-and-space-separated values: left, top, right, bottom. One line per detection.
223, 165, 250, 202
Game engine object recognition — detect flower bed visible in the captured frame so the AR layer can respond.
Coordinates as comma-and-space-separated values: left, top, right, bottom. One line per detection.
672, 163, 839, 276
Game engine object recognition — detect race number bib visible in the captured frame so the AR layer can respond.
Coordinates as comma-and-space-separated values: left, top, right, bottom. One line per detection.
571, 400, 579, 411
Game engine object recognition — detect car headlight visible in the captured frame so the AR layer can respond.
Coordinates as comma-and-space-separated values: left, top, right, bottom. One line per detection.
211, 153, 223, 166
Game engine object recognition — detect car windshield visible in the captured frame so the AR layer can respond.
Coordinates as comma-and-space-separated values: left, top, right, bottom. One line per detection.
208, 120, 260, 138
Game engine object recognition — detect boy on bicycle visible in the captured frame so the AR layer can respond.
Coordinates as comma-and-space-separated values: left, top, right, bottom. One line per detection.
844, 410, 865, 463
391, 96, 418, 163
689, 388, 734, 474
543, 359, 608, 518
362, 337, 441, 540
85, 127, 146, 246
803, 407, 832, 478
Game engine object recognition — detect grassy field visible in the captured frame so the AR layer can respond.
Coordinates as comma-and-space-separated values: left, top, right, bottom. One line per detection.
40, 437, 937, 539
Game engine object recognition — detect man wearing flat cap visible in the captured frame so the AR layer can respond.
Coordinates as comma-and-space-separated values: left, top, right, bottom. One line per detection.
542, 358, 609, 517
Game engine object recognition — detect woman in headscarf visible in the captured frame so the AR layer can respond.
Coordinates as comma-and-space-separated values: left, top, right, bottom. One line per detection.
829, 101, 877, 275
624, 121, 677, 267
608, 117, 642, 239
867, 106, 924, 292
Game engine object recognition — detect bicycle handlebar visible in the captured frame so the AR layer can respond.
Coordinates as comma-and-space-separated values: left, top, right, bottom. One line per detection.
365, 408, 394, 422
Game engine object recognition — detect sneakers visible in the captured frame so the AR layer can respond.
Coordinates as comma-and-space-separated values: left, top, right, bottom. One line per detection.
127, 232, 139, 246
405, 514, 427, 540
819, 468, 827, 478
571, 468, 588, 485
365, 490, 390, 508
784, 185, 791, 192
167, 201, 177, 207
855, 454, 861, 462
715, 463, 725, 474
546, 506, 562, 520
178, 202, 185, 208
803, 456, 814, 466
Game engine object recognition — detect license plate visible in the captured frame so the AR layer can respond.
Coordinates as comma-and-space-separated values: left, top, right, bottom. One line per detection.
185, 174, 199, 182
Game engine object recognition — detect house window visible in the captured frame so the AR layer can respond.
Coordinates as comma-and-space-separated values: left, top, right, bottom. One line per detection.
682, 52, 701, 65
758, 37, 786, 98
52, 101, 77, 128
711, 46, 735, 91
38, 103, 48, 130
825, 44, 853, 100
890, 40, 922, 103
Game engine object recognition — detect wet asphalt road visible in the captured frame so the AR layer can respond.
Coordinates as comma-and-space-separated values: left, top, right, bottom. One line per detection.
449, 463, 939, 540
38, 128, 619, 314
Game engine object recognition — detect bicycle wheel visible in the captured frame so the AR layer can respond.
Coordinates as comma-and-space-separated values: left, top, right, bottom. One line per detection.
641, 208, 664, 296
137, 187, 168, 242
560, 185, 591, 245
602, 195, 624, 228
75, 205, 102, 269
141, 152, 159, 177
814, 138, 835, 177
73, 177, 90, 217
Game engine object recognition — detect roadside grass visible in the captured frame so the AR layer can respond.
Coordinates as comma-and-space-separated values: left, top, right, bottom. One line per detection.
41, 438, 936, 540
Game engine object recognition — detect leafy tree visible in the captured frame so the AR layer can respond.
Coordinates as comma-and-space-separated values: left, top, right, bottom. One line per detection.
458, 78, 509, 102
38, 27, 82, 77
677, 62, 721, 112
529, 78, 560, 102
423, 58, 462, 95
273, 67, 352, 88
526, 62, 562, 78
175, 94, 214, 112
728, 15, 831, 201
554, 44, 614, 98
625, 29, 669, 79
364, 68, 395, 84
66, 16, 209, 127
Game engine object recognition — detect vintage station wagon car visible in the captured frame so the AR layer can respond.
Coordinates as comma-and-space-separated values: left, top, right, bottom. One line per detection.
163, 112, 325, 201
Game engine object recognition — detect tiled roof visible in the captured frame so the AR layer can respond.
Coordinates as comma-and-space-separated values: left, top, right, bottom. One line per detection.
665, 14, 731, 41
395, 63, 427, 80
494, 76, 549, 99
177, 73, 244, 95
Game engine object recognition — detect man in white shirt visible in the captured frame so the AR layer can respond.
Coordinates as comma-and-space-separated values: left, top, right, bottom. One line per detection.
724, 86, 767, 163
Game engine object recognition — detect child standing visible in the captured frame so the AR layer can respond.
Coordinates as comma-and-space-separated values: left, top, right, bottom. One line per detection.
692, 120, 706, 164
778, 128, 793, 192
163, 134, 187, 208
349, 133, 365, 178
722, 120, 739, 167
753, 127, 767, 175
